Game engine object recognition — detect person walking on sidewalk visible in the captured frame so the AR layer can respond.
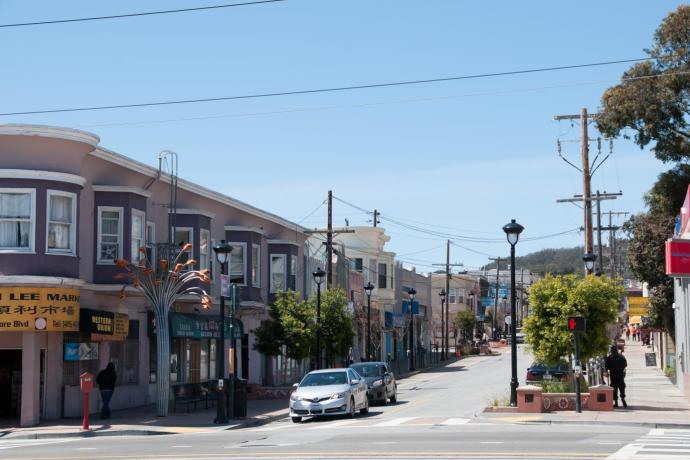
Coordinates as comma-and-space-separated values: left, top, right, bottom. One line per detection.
96, 363, 117, 419
605, 345, 628, 408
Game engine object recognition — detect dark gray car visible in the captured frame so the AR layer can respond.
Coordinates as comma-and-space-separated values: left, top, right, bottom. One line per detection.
349, 362, 397, 405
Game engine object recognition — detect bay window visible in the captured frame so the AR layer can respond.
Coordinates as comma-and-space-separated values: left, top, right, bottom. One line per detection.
252, 244, 260, 287
131, 210, 145, 262
47, 190, 76, 255
199, 229, 211, 273
97, 206, 123, 263
270, 254, 286, 293
0, 188, 35, 252
229, 243, 246, 285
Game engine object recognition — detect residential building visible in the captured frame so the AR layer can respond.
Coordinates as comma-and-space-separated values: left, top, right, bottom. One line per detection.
0, 124, 307, 426
395, 264, 432, 363
431, 273, 479, 348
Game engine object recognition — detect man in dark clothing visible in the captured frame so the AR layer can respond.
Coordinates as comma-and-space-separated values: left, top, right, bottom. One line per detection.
605, 345, 627, 408
96, 363, 117, 419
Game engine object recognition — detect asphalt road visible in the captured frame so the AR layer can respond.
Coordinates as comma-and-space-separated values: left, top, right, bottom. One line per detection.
0, 346, 662, 460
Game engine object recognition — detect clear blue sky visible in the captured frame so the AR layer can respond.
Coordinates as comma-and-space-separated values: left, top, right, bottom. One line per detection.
1, 0, 684, 271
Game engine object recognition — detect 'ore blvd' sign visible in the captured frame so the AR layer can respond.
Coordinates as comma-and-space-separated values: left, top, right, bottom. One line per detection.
0, 287, 80, 331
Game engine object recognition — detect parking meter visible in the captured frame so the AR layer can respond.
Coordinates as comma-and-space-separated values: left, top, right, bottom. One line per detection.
80, 372, 95, 430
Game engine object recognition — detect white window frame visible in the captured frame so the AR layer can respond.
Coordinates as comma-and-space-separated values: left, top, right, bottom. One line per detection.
97, 206, 124, 264
46, 189, 77, 256
252, 244, 261, 288
449, 288, 457, 304
270, 253, 287, 293
146, 221, 156, 263
0, 188, 36, 253
199, 228, 211, 273
290, 254, 298, 291
228, 242, 247, 286
130, 209, 146, 262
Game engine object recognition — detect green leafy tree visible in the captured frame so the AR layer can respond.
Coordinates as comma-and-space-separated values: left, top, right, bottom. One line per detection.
314, 288, 355, 365
523, 274, 622, 364
453, 310, 475, 345
597, 6, 690, 163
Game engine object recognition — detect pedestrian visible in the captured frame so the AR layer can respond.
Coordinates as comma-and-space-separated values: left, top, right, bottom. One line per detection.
96, 362, 117, 419
625, 326, 630, 340
482, 332, 488, 344
630, 326, 637, 341
605, 344, 628, 408
636, 329, 641, 342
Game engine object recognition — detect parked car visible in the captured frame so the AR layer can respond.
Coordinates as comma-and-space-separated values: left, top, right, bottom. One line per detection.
525, 360, 570, 383
349, 361, 397, 405
289, 368, 369, 423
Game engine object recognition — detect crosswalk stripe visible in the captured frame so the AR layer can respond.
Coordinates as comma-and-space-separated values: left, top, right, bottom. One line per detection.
308, 419, 360, 430
608, 429, 690, 459
440, 418, 470, 425
372, 417, 416, 427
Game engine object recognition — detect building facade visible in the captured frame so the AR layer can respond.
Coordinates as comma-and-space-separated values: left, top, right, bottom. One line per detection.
0, 124, 307, 426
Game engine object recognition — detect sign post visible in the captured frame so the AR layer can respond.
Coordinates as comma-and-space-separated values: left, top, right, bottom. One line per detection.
79, 372, 95, 430
567, 316, 586, 413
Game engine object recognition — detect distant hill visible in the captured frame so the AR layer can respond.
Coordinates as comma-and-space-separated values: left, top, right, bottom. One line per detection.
483, 247, 586, 276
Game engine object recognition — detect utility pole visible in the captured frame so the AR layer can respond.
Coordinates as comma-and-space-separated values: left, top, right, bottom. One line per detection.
593, 210, 628, 277
372, 209, 380, 227
432, 241, 463, 360
304, 190, 353, 289
488, 257, 501, 340
596, 190, 603, 274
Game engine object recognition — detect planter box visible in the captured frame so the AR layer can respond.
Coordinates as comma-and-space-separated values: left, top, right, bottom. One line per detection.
541, 392, 588, 412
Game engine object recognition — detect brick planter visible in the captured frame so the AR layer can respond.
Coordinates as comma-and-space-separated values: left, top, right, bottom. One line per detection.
517, 385, 543, 413
588, 385, 614, 411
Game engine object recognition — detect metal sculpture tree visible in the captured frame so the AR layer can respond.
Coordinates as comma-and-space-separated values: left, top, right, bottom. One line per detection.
115, 243, 211, 416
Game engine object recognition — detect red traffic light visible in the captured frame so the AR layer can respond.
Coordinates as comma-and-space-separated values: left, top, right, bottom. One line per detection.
567, 316, 586, 332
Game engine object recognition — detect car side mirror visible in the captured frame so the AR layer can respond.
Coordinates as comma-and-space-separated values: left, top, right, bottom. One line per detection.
292, 383, 299, 388
350, 379, 359, 385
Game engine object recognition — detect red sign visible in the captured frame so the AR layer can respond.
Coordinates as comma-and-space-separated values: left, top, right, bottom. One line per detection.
80, 371, 94, 393
665, 240, 690, 276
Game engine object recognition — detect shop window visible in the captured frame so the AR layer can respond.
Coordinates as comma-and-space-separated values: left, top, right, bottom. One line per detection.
62, 331, 100, 386
149, 336, 157, 383
270, 254, 286, 293
97, 206, 123, 264
46, 190, 76, 255
209, 339, 217, 380
170, 338, 181, 383
228, 242, 246, 285
109, 320, 140, 385
0, 188, 35, 252
252, 244, 260, 287
200, 340, 209, 381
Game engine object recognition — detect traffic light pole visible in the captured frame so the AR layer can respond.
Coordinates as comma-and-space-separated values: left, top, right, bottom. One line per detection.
574, 331, 581, 413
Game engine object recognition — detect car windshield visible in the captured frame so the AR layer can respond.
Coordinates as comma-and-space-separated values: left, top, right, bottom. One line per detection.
299, 371, 348, 387
531, 361, 569, 371
350, 364, 383, 377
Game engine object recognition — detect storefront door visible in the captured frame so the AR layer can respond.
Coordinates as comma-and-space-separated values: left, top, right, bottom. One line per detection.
0, 350, 22, 421
190, 342, 201, 383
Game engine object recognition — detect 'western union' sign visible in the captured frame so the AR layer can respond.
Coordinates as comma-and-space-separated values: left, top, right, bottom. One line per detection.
0, 287, 80, 331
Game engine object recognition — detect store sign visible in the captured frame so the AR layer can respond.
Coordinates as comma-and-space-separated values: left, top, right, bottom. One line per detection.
627, 297, 650, 316
0, 287, 79, 331
169, 313, 242, 339
665, 240, 690, 276
91, 313, 129, 341
80, 308, 114, 334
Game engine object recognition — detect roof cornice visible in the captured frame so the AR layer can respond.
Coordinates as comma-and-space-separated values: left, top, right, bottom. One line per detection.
0, 124, 99, 147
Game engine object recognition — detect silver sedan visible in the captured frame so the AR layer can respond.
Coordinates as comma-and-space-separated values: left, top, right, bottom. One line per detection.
289, 368, 369, 423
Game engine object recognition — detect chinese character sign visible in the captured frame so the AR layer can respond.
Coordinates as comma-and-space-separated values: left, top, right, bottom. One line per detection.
0, 287, 80, 331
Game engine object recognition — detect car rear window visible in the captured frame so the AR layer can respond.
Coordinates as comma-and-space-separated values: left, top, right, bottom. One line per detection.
350, 364, 383, 377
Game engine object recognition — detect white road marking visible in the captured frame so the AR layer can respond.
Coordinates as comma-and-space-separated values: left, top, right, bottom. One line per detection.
480, 441, 504, 444
440, 418, 470, 425
372, 417, 416, 427
0, 439, 74, 451
608, 428, 690, 459
171, 445, 193, 448
308, 419, 360, 430
76, 448, 97, 450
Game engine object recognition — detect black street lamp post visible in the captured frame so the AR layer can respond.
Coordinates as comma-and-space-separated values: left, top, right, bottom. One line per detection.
502, 219, 524, 407
439, 289, 446, 360
313, 268, 325, 369
408, 287, 417, 371
364, 282, 375, 361
213, 240, 233, 424
582, 252, 596, 276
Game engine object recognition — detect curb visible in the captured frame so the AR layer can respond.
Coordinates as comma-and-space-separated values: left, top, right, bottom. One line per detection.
4, 429, 175, 440
521, 419, 690, 429
225, 411, 289, 430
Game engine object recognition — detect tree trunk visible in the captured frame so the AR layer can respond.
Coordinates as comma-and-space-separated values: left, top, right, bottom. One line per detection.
156, 308, 171, 417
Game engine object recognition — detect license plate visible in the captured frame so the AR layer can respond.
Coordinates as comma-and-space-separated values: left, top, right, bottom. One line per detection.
310, 404, 321, 410
543, 374, 553, 380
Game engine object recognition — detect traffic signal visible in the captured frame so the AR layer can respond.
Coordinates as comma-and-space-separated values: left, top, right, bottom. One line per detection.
567, 316, 586, 332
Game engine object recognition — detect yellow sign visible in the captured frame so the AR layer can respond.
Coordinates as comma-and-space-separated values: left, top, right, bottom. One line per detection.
627, 296, 650, 316
92, 313, 129, 341
0, 287, 79, 331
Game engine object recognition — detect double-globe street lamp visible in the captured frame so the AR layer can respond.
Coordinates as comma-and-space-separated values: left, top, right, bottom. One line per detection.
439, 289, 446, 360
312, 267, 326, 369
407, 287, 417, 371
502, 219, 524, 407
213, 240, 233, 424
364, 282, 375, 361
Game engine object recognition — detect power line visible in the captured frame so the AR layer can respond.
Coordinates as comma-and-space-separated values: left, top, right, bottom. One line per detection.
0, 58, 648, 117
0, 1, 285, 28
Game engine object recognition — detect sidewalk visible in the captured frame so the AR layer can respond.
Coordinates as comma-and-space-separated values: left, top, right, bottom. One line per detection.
1, 356, 460, 440
0, 399, 289, 440
483, 338, 690, 428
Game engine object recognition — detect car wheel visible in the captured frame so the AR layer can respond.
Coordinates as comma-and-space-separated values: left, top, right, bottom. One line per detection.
360, 396, 369, 415
349, 397, 356, 418
390, 387, 397, 403
291, 416, 302, 423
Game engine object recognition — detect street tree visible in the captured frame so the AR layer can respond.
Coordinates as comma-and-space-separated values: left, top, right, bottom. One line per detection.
315, 288, 355, 366
453, 310, 475, 345
523, 274, 622, 364
597, 5, 690, 163
115, 245, 211, 417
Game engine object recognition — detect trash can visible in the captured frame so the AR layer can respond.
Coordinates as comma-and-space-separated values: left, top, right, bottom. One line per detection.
227, 378, 247, 417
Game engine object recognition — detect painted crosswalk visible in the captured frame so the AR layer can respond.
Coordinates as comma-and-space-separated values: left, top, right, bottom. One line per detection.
249, 416, 474, 432
0, 438, 75, 450
608, 428, 690, 459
